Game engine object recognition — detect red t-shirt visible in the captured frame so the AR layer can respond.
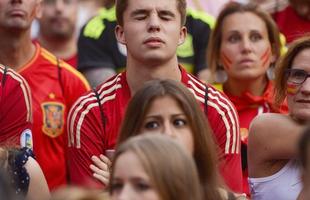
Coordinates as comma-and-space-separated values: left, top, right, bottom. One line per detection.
68, 67, 242, 192
273, 5, 310, 43
0, 65, 32, 145
18, 43, 90, 190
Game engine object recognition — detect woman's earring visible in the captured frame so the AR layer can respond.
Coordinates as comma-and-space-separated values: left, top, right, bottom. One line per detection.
215, 64, 228, 83
267, 64, 275, 80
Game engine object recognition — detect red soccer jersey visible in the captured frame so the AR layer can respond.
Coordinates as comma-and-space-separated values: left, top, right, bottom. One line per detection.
0, 65, 32, 145
18, 43, 90, 190
68, 67, 242, 192
33, 39, 78, 68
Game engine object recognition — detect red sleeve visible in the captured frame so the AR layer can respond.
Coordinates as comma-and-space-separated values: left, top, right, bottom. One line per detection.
67, 91, 106, 188
0, 67, 32, 145
207, 86, 243, 193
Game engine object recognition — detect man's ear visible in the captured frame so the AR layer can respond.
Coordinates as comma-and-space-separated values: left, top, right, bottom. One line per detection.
178, 26, 187, 46
35, 0, 43, 19
115, 25, 126, 45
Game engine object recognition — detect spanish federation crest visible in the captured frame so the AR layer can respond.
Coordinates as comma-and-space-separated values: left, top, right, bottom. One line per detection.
41, 102, 65, 138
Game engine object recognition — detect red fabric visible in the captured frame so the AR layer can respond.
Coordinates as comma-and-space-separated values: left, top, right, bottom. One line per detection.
32, 39, 77, 68
225, 81, 287, 144
68, 67, 243, 192
63, 54, 77, 69
18, 43, 90, 190
0, 66, 32, 145
273, 5, 310, 43
224, 81, 288, 195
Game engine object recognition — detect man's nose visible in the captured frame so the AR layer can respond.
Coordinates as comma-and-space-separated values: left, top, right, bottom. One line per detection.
148, 14, 160, 32
55, 0, 65, 11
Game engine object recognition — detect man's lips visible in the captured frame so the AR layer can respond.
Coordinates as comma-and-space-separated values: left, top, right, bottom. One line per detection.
8, 9, 26, 17
143, 37, 164, 45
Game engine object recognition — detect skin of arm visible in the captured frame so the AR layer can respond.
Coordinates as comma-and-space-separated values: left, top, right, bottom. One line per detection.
248, 113, 305, 178
25, 157, 50, 200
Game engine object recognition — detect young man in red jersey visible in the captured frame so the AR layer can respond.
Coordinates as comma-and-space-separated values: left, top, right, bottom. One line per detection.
0, 65, 32, 146
0, 0, 90, 190
68, 0, 242, 192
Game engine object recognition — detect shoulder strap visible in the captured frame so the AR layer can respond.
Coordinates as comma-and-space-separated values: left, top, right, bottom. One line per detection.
1, 65, 7, 88
204, 84, 208, 115
93, 87, 106, 134
57, 58, 65, 96
0, 66, 8, 106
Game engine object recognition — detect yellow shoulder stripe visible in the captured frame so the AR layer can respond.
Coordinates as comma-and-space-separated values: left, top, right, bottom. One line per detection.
41, 49, 90, 90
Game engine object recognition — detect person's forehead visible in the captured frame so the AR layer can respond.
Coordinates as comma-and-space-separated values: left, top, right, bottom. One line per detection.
125, 0, 178, 12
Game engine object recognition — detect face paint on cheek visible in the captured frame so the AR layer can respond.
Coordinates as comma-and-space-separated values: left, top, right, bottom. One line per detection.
220, 53, 232, 69
260, 47, 271, 68
287, 83, 299, 95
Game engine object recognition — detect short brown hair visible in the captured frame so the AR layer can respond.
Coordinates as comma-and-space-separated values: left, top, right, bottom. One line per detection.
117, 79, 224, 199
274, 35, 310, 106
115, 0, 187, 26
207, 2, 281, 81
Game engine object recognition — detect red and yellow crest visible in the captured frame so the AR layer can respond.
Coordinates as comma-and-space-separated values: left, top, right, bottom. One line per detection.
41, 102, 65, 138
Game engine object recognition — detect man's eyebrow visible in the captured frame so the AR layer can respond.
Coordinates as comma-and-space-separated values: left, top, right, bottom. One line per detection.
130, 9, 148, 17
158, 10, 175, 17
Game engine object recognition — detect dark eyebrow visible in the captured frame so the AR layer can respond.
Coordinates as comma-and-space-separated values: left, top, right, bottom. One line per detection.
158, 10, 175, 18
130, 9, 149, 17
130, 9, 176, 18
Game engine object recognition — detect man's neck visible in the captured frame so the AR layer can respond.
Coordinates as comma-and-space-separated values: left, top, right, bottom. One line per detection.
126, 56, 181, 95
0, 30, 36, 71
37, 34, 77, 60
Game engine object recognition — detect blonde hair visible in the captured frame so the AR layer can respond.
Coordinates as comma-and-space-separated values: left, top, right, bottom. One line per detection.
110, 134, 203, 200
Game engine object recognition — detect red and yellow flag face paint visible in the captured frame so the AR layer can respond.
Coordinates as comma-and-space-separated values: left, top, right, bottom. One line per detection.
287, 83, 299, 95
221, 53, 232, 69
260, 47, 271, 68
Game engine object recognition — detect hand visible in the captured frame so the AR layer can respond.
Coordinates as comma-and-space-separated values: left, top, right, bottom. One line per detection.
90, 154, 112, 185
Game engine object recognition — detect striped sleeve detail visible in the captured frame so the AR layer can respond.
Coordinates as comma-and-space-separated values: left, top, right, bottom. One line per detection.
0, 67, 32, 122
67, 75, 121, 148
187, 74, 240, 154
41, 49, 90, 90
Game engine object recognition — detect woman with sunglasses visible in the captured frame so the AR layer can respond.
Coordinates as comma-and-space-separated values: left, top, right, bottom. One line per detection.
247, 36, 310, 200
